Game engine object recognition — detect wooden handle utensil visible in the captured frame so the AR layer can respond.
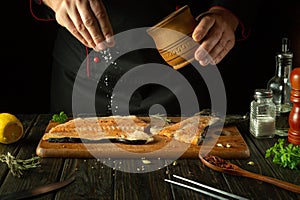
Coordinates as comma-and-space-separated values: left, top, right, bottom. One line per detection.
199, 154, 300, 194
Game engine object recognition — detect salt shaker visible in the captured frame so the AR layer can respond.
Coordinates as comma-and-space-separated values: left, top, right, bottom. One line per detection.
250, 89, 276, 138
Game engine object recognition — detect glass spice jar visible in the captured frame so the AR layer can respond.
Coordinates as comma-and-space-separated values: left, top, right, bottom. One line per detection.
249, 89, 276, 138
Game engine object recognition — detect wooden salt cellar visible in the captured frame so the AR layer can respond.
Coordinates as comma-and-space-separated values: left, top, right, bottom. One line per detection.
288, 67, 300, 145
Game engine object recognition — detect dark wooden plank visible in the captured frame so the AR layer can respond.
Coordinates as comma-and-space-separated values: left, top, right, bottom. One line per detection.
0, 114, 37, 156
239, 121, 300, 184
1, 115, 298, 200
54, 158, 114, 199
0, 114, 65, 200
114, 158, 173, 200
233, 122, 300, 199
250, 135, 300, 184
166, 159, 238, 200
0, 114, 37, 186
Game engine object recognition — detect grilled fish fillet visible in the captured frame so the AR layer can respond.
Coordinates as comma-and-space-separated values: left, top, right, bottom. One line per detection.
156, 115, 219, 145
43, 115, 152, 142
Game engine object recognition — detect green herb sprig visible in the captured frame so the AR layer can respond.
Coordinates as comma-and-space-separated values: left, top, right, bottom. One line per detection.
265, 138, 300, 170
52, 111, 68, 124
0, 152, 41, 178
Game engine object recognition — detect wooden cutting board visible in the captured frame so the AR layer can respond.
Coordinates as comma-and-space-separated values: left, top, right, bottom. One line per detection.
36, 117, 250, 159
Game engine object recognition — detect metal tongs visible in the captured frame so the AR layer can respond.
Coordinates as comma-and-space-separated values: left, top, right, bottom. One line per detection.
165, 174, 248, 200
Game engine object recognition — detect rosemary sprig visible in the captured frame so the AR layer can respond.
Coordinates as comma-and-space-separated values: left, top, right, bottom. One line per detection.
0, 152, 41, 178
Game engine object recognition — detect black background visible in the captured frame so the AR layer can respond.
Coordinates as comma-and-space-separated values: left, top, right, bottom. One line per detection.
0, 0, 57, 114
1, 0, 299, 114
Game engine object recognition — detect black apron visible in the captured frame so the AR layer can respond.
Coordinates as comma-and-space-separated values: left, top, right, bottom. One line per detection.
50, 0, 212, 116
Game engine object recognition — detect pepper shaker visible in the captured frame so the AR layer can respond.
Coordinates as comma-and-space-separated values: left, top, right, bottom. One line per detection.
288, 67, 300, 145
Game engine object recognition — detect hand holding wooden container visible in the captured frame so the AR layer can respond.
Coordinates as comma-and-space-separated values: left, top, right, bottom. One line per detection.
147, 5, 199, 70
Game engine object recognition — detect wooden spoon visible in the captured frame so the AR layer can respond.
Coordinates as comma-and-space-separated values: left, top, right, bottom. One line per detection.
199, 154, 300, 194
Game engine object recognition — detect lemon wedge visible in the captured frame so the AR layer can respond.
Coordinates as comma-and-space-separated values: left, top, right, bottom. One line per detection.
0, 113, 24, 144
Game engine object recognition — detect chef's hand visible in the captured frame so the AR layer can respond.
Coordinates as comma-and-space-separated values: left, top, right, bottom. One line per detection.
42, 0, 114, 51
192, 7, 239, 66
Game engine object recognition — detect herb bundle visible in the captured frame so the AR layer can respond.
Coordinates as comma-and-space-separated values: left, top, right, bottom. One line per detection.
0, 152, 41, 178
265, 138, 300, 170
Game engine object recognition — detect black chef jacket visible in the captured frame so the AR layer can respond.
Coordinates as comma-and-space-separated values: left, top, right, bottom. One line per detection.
31, 0, 259, 116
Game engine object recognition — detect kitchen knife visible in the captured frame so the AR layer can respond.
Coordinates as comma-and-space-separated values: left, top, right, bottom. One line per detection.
0, 176, 75, 200
47, 137, 151, 144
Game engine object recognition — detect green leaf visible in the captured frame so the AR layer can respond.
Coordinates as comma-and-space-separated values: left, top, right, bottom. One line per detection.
265, 138, 300, 170
52, 111, 68, 124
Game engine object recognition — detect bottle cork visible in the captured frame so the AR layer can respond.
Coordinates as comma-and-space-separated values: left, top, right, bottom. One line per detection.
288, 67, 300, 145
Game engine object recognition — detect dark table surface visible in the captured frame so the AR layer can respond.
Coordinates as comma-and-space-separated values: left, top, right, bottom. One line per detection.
0, 114, 299, 200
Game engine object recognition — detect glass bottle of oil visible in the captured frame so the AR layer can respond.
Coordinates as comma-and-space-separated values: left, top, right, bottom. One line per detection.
267, 37, 293, 136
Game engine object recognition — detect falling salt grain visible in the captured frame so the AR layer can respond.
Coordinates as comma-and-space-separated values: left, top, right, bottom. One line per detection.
247, 161, 255, 166
217, 143, 223, 147
142, 160, 151, 164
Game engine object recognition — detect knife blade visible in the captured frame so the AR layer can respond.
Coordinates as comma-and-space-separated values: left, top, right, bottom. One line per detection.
0, 176, 75, 200
223, 113, 249, 126
47, 137, 151, 144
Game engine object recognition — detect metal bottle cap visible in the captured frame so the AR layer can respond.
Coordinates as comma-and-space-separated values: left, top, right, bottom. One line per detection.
254, 89, 273, 98
277, 37, 293, 63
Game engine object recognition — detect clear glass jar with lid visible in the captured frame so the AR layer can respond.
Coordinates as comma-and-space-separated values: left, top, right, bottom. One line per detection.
249, 89, 276, 138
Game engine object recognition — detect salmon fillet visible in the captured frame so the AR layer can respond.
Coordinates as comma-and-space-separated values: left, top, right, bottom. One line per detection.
157, 115, 219, 145
43, 115, 151, 141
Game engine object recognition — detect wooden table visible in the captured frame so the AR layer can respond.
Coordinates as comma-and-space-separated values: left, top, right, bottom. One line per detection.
0, 114, 299, 200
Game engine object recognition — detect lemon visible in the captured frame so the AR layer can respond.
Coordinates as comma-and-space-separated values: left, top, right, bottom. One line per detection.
0, 113, 24, 144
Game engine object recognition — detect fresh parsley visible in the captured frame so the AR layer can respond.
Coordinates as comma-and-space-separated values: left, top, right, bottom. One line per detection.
265, 138, 300, 170
52, 111, 68, 123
